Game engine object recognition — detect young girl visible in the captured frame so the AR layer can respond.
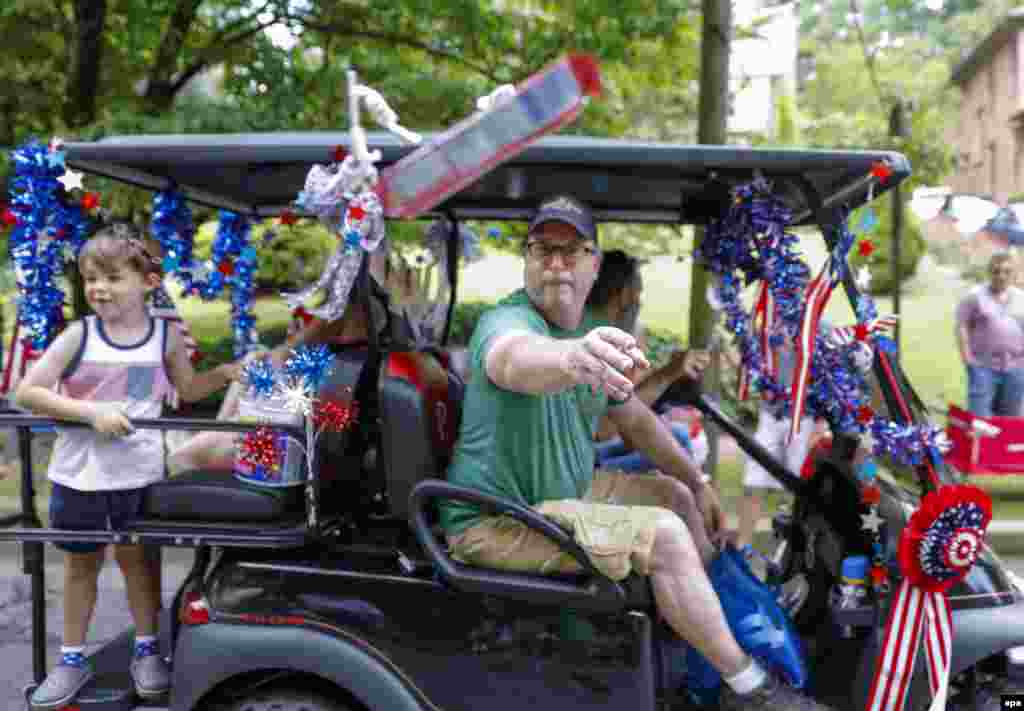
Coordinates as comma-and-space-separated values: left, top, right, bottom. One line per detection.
16, 225, 246, 711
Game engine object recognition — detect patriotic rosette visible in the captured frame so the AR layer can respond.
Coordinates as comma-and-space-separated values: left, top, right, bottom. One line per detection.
866, 485, 992, 711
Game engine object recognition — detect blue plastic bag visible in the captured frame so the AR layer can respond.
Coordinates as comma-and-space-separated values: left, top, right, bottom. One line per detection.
684, 545, 809, 705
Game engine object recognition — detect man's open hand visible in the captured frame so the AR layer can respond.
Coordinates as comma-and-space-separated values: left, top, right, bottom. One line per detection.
563, 327, 651, 401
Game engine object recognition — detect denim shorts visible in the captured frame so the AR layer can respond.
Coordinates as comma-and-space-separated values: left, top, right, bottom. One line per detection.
49, 482, 146, 553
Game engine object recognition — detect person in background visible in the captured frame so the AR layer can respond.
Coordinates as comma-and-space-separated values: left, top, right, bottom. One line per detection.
735, 336, 814, 552
585, 249, 707, 470
956, 251, 1024, 417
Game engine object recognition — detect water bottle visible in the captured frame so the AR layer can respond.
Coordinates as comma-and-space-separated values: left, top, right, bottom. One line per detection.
831, 555, 869, 639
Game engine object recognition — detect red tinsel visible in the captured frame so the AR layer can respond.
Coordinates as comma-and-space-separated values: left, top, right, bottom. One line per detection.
239, 426, 281, 471
1, 206, 17, 228
313, 400, 359, 432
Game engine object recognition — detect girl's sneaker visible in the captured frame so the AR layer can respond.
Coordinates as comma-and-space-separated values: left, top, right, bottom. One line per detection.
30, 655, 95, 711
129, 641, 170, 699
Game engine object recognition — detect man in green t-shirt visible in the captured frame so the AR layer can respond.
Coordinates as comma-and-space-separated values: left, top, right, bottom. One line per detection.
440, 195, 831, 711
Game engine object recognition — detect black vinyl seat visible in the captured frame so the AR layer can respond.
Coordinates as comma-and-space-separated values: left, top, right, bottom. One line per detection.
140, 469, 304, 523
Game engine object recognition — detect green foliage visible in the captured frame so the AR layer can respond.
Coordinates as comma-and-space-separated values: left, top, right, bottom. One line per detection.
798, 38, 953, 194
847, 199, 926, 294
192, 219, 336, 291
775, 91, 799, 145
448, 300, 494, 346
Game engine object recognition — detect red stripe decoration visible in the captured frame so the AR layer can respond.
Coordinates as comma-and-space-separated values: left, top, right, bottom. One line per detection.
867, 485, 990, 711
738, 281, 775, 401
865, 584, 954, 711
788, 258, 838, 442
866, 581, 925, 711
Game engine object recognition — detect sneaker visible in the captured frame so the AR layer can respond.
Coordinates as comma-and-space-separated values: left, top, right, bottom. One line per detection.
30, 661, 95, 711
130, 652, 170, 699
721, 672, 836, 711
779, 573, 811, 617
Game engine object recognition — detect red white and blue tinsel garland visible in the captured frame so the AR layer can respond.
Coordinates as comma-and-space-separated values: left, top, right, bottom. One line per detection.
5, 141, 91, 349
697, 178, 949, 470
866, 485, 991, 711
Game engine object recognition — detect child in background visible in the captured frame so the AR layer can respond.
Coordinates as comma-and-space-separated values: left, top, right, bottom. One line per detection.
16, 224, 247, 711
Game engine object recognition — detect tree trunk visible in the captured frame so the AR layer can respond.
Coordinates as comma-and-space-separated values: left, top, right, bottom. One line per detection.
688, 0, 732, 350
64, 0, 108, 129
689, 0, 731, 477
143, 0, 204, 114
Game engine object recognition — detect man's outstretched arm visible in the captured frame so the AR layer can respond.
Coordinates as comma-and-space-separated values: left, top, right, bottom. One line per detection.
485, 326, 649, 401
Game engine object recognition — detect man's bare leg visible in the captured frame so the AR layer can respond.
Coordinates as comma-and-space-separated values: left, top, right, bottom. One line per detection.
595, 472, 715, 564
646, 514, 748, 676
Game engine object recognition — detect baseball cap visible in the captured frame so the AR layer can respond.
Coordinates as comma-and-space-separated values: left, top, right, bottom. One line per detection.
527, 195, 597, 243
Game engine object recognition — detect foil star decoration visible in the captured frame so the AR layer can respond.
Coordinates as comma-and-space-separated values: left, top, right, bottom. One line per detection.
58, 169, 84, 192
280, 378, 314, 417
80, 192, 100, 211
855, 266, 873, 291
870, 161, 893, 181
861, 509, 884, 533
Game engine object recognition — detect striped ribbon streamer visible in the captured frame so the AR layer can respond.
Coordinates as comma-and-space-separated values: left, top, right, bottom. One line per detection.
865, 582, 953, 711
738, 281, 776, 401
788, 258, 839, 443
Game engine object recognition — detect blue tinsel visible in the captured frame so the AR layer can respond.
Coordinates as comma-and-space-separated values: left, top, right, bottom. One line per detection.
150, 189, 196, 290
7, 140, 92, 348
283, 344, 335, 391
700, 178, 945, 468
241, 356, 278, 398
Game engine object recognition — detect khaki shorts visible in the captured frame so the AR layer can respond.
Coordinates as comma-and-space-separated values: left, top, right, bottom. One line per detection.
447, 469, 682, 582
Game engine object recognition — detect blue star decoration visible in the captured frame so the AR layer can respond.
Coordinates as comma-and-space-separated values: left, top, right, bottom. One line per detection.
47, 150, 66, 169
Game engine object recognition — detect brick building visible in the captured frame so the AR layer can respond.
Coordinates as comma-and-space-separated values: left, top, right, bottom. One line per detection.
951, 9, 1024, 204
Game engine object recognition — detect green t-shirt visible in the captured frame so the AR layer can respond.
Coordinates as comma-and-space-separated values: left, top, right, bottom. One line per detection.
440, 290, 624, 536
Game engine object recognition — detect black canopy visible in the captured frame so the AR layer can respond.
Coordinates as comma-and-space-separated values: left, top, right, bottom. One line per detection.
63, 132, 910, 226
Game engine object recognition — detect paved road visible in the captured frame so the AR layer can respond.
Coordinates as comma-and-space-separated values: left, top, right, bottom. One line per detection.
0, 543, 1021, 710
0, 543, 193, 709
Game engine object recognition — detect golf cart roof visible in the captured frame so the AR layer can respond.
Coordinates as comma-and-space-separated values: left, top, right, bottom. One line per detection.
64, 132, 910, 226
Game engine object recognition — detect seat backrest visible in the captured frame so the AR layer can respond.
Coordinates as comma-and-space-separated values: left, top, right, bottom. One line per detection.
378, 350, 463, 521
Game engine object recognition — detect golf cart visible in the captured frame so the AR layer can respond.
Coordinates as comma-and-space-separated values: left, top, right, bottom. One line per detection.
0, 131, 1022, 711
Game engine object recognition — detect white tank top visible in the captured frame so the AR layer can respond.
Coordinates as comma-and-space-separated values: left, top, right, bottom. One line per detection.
48, 316, 173, 491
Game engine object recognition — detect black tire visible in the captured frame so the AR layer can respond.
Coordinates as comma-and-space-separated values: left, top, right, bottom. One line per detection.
218, 688, 353, 711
